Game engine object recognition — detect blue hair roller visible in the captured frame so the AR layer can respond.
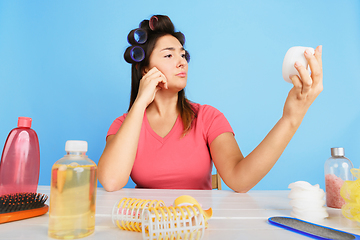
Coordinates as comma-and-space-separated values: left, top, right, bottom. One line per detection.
128, 28, 147, 45
185, 50, 190, 63
124, 46, 145, 63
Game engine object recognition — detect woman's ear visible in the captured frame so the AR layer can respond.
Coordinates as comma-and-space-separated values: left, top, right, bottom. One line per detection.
142, 67, 148, 76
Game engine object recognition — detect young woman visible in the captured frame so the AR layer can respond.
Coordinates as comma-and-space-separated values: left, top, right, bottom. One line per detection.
98, 15, 323, 192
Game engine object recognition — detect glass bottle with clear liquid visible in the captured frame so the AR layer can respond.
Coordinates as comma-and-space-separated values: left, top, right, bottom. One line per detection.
48, 140, 97, 239
324, 147, 353, 208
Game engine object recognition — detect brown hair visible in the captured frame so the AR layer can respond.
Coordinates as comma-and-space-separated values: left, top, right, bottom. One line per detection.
125, 15, 196, 136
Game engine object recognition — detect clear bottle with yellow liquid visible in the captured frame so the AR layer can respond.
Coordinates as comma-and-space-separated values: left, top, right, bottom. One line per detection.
48, 140, 97, 239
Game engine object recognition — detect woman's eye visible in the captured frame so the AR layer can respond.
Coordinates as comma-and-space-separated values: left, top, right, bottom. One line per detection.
181, 53, 186, 58
164, 54, 172, 58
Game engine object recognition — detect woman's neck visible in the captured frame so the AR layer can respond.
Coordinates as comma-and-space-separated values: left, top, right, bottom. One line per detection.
147, 91, 179, 117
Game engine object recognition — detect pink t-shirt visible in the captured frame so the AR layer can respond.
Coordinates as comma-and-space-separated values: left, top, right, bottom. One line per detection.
107, 103, 234, 190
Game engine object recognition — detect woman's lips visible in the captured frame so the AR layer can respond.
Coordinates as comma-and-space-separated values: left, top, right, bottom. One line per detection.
176, 72, 187, 77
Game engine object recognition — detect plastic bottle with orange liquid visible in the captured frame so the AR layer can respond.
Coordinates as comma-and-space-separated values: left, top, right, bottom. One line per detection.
48, 140, 97, 239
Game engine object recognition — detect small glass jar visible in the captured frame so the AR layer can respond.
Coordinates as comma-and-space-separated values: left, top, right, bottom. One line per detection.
324, 147, 353, 208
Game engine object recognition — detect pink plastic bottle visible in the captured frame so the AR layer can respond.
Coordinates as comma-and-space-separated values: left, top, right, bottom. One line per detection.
0, 117, 40, 195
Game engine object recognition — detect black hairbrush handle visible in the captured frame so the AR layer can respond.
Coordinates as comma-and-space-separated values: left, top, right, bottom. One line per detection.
268, 216, 360, 240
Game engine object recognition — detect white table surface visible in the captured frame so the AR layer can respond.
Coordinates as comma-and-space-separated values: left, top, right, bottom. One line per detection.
1, 186, 360, 239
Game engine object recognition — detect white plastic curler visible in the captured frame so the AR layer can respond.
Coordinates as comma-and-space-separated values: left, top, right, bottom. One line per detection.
112, 197, 165, 232
282, 46, 315, 83
141, 205, 205, 240
112, 196, 212, 240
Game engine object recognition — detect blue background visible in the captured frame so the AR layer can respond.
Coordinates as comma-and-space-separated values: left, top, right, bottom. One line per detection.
1, 1, 359, 191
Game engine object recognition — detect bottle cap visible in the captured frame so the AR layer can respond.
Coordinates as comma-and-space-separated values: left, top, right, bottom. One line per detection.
331, 147, 345, 157
65, 140, 88, 152
17, 117, 32, 128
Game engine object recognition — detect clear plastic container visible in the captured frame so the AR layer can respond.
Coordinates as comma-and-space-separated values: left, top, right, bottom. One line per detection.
0, 117, 40, 195
324, 147, 354, 208
48, 140, 97, 239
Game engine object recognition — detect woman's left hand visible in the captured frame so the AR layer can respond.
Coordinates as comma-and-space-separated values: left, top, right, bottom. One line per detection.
211, 46, 323, 193
282, 45, 323, 127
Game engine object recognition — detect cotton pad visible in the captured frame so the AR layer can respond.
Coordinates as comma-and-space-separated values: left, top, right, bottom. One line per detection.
288, 181, 328, 222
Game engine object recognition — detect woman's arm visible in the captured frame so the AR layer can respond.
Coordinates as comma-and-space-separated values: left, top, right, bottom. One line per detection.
211, 46, 323, 193
98, 102, 146, 191
98, 67, 168, 191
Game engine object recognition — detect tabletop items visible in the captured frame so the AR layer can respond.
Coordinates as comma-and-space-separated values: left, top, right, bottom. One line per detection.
0, 117, 48, 224
0, 120, 99, 239
286, 147, 360, 230
0, 117, 359, 239
1, 187, 360, 239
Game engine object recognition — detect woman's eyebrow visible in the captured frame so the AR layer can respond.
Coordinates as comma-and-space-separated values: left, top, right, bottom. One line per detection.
160, 47, 185, 52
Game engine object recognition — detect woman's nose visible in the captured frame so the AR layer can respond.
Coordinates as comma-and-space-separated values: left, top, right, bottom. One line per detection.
177, 55, 187, 68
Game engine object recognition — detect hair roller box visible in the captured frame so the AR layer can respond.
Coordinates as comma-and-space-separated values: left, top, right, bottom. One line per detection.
282, 46, 314, 83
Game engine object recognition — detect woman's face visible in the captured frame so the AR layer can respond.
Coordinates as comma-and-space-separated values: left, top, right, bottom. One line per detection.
145, 35, 188, 92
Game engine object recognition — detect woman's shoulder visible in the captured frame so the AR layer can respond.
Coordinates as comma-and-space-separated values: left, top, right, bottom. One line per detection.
190, 102, 221, 115
106, 112, 129, 138
109, 112, 129, 130
189, 102, 233, 141
113, 112, 128, 123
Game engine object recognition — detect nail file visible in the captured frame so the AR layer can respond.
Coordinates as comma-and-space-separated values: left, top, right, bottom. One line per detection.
268, 216, 360, 240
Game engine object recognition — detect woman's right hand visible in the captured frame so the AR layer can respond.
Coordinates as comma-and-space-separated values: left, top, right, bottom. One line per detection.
98, 67, 167, 191
136, 67, 168, 107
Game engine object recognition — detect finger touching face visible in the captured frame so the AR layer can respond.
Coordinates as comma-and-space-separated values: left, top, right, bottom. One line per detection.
146, 35, 188, 91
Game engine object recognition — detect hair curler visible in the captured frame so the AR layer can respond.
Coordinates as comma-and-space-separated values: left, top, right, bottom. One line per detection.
112, 195, 212, 240
148, 15, 173, 32
141, 205, 205, 240
173, 32, 186, 46
185, 50, 190, 63
128, 28, 148, 45
124, 46, 145, 63
282, 46, 315, 83
149, 16, 158, 31
112, 197, 165, 232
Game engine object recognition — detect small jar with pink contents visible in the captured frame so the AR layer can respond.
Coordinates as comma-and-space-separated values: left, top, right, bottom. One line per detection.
324, 147, 354, 208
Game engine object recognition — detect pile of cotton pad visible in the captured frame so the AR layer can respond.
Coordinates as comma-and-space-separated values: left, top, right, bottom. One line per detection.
288, 181, 328, 222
